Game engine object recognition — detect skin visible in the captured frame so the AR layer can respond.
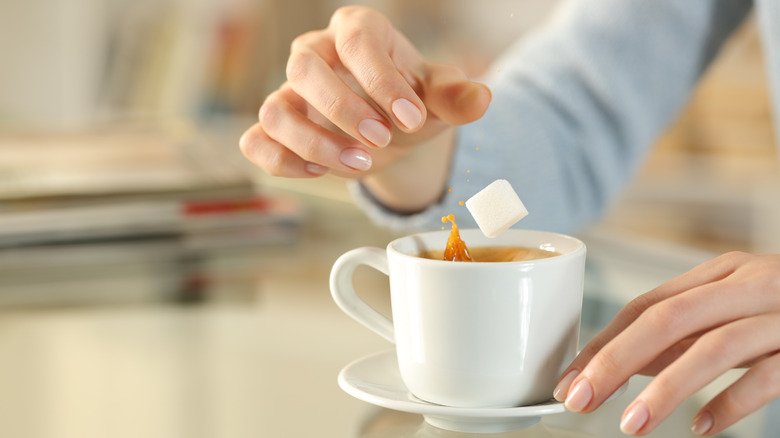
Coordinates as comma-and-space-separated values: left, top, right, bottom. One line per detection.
554, 252, 780, 436
238, 6, 491, 213
240, 6, 780, 435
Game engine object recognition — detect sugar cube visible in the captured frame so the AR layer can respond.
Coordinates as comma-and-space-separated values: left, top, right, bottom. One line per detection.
465, 179, 528, 238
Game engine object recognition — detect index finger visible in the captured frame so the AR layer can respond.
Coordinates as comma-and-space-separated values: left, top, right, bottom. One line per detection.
330, 7, 427, 132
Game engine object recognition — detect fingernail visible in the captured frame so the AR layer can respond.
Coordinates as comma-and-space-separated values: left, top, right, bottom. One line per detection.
691, 411, 713, 436
358, 119, 391, 147
553, 370, 579, 402
564, 378, 593, 412
304, 162, 329, 176
620, 400, 649, 435
392, 98, 422, 130
339, 148, 372, 171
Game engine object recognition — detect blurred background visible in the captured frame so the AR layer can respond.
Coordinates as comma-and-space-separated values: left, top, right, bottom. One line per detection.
0, 0, 562, 306
0, 0, 778, 437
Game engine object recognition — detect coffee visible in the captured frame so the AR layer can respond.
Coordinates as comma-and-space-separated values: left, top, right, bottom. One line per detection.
436, 214, 559, 262
417, 246, 560, 262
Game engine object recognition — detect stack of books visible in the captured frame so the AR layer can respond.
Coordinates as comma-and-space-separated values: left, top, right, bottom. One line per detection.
0, 121, 302, 306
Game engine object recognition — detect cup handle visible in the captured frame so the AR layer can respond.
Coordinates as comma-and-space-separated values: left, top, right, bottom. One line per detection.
329, 247, 394, 343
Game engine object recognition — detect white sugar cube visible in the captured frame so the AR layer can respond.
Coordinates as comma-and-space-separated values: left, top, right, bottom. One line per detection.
465, 179, 528, 238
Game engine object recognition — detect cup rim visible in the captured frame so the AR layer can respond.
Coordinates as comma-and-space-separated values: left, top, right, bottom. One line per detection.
387, 228, 585, 265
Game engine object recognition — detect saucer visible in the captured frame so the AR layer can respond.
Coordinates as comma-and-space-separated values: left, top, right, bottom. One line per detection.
338, 349, 627, 434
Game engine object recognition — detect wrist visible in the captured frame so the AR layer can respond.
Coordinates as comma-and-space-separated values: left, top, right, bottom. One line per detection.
360, 128, 456, 214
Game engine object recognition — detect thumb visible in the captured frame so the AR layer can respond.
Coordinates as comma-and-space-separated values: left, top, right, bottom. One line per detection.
420, 63, 491, 126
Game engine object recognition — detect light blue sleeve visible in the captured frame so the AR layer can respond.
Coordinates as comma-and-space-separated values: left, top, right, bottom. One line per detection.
351, 0, 752, 234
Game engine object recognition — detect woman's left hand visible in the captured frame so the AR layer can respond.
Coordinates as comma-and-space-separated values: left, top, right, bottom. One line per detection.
553, 251, 780, 436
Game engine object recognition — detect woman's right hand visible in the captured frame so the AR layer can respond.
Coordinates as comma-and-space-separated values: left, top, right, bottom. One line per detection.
239, 6, 491, 185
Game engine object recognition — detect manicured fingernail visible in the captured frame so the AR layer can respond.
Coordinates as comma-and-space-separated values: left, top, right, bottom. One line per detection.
620, 400, 649, 435
304, 162, 329, 176
358, 119, 391, 147
339, 148, 372, 171
691, 411, 713, 436
392, 98, 422, 130
564, 378, 593, 412
553, 370, 579, 402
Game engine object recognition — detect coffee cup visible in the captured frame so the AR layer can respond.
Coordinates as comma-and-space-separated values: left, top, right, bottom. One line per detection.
329, 228, 586, 408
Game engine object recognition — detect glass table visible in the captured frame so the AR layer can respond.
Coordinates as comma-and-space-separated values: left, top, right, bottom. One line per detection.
0, 198, 771, 438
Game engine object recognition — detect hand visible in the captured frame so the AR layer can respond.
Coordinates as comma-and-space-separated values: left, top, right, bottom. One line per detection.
239, 6, 490, 209
553, 251, 780, 436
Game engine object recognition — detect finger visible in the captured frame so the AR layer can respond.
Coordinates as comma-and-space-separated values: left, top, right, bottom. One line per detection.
330, 7, 427, 132
420, 62, 492, 126
638, 336, 698, 376
642, 328, 768, 375
287, 30, 394, 148
619, 312, 780, 435
239, 122, 328, 178
694, 350, 780, 436
553, 292, 657, 402
648, 251, 748, 301
555, 252, 746, 401
260, 85, 373, 173
565, 275, 759, 414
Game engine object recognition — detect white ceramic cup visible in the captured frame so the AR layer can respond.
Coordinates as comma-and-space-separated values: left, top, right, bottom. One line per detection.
329, 229, 586, 408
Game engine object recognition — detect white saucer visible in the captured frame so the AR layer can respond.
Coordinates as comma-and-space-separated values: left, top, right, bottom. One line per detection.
338, 349, 627, 434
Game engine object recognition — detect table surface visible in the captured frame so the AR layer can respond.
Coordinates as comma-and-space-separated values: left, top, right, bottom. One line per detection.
0, 197, 769, 438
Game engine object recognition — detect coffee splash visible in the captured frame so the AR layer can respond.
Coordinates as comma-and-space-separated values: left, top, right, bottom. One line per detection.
441, 214, 473, 262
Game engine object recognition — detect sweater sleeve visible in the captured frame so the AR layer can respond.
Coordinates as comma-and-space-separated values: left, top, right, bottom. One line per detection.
352, 0, 753, 234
